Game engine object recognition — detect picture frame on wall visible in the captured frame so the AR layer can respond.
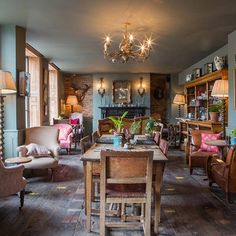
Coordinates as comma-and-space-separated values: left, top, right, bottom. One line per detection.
112, 80, 131, 104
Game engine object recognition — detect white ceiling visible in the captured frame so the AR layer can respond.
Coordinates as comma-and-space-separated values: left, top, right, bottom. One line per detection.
1, 0, 236, 74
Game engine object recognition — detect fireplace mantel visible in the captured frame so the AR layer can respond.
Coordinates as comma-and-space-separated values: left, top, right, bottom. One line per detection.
99, 106, 148, 118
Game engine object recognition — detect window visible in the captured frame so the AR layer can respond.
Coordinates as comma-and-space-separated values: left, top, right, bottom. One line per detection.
48, 64, 59, 124
25, 47, 41, 127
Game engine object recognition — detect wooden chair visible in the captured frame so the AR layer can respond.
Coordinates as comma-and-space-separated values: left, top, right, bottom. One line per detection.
100, 150, 153, 236
154, 131, 161, 145
80, 135, 92, 154
189, 130, 221, 175
159, 138, 169, 155
155, 122, 164, 138
98, 118, 115, 136
207, 146, 236, 203
92, 130, 100, 143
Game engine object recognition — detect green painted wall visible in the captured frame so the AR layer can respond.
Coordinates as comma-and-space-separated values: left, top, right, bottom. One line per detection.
227, 31, 236, 131
0, 25, 26, 158
92, 73, 150, 131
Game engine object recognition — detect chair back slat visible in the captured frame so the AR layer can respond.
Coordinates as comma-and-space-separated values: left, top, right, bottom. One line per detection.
101, 150, 153, 184
80, 135, 92, 154
159, 138, 169, 155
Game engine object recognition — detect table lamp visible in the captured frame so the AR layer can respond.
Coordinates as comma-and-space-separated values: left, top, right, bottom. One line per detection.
173, 94, 185, 118
211, 79, 228, 139
0, 70, 17, 157
66, 95, 78, 113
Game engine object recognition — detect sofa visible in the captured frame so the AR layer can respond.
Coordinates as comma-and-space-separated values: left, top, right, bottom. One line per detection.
16, 126, 60, 180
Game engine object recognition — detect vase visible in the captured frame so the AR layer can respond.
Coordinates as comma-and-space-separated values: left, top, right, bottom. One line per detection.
209, 112, 219, 122
230, 137, 236, 145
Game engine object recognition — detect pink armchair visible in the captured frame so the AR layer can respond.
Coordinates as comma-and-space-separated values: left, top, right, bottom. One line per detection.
53, 124, 73, 154
0, 159, 27, 209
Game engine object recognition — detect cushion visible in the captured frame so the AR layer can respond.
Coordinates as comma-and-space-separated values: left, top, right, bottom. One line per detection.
200, 133, 221, 153
26, 143, 51, 157
70, 118, 79, 125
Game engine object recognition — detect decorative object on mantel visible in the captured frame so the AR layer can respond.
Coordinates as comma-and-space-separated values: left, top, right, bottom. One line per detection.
193, 68, 201, 79
185, 74, 193, 82
66, 95, 78, 113
137, 77, 146, 96
204, 63, 213, 74
98, 77, 105, 97
104, 22, 154, 63
173, 94, 185, 117
214, 56, 227, 71
0, 70, 17, 158
211, 79, 228, 139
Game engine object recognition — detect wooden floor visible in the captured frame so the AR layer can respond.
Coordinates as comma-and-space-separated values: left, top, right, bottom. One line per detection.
1, 149, 236, 236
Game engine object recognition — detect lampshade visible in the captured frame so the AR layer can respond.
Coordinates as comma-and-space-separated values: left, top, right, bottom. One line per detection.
211, 80, 228, 98
66, 95, 78, 105
173, 94, 185, 105
0, 70, 17, 95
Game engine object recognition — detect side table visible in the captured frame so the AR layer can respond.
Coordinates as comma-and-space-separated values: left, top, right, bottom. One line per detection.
5, 157, 32, 165
205, 140, 229, 160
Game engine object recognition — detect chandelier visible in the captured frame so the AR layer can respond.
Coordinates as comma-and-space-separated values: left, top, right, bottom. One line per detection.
103, 22, 153, 63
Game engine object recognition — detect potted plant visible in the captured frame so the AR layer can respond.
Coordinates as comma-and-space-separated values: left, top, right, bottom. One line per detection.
208, 101, 222, 122
230, 128, 236, 145
108, 111, 128, 134
129, 120, 141, 139
145, 117, 156, 139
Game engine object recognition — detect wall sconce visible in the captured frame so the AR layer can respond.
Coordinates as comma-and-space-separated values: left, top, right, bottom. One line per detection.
98, 77, 105, 97
138, 77, 145, 96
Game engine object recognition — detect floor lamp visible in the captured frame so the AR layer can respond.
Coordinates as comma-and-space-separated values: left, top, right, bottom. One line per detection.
173, 94, 185, 118
211, 80, 228, 139
0, 70, 17, 158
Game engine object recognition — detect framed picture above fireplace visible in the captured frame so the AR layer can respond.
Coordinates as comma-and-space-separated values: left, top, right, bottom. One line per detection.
112, 80, 131, 104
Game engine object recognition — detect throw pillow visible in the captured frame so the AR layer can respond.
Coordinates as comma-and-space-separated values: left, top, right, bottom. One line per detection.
70, 118, 80, 125
200, 133, 221, 153
26, 143, 51, 157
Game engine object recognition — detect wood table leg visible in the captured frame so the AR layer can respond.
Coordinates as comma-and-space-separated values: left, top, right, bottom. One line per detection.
154, 163, 165, 234
85, 161, 92, 232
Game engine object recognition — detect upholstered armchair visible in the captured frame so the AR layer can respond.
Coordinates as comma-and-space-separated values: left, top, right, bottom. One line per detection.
16, 126, 60, 180
0, 159, 27, 208
207, 146, 236, 203
53, 123, 73, 154
189, 130, 221, 175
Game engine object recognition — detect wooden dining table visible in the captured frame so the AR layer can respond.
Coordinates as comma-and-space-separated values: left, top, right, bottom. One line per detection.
81, 138, 168, 234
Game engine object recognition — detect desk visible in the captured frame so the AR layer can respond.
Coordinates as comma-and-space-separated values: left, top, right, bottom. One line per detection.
81, 143, 167, 233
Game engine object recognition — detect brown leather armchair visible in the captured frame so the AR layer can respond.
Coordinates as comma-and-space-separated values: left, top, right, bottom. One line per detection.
207, 146, 236, 203
189, 130, 220, 175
